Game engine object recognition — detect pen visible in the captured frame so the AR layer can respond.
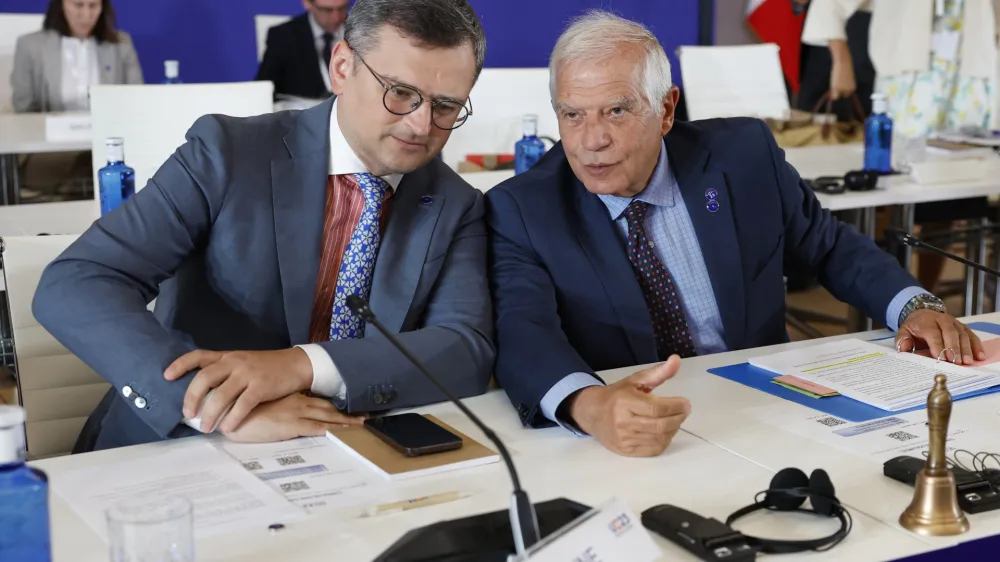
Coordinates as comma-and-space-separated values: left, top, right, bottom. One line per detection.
359, 491, 471, 518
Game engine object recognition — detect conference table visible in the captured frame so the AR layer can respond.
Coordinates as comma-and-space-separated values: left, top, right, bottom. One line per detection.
32, 313, 1000, 561
0, 113, 91, 206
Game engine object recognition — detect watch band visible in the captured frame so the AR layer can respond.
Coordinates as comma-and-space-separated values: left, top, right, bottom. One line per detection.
898, 293, 947, 328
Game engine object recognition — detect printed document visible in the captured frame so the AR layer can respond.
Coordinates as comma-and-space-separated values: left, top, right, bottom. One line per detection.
216, 436, 387, 512
52, 441, 304, 542
750, 339, 1000, 411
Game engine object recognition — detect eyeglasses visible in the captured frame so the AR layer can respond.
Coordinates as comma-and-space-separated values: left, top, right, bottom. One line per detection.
308, 1, 349, 15
355, 55, 473, 131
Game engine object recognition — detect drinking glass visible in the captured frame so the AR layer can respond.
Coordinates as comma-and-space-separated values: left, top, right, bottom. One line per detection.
106, 495, 194, 562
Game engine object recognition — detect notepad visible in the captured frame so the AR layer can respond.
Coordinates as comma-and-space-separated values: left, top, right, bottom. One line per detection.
750, 339, 1000, 411
326, 415, 501, 481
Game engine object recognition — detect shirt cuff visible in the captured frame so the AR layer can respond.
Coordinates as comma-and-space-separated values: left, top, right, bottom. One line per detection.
182, 389, 233, 433
886, 286, 932, 331
297, 343, 347, 400
539, 372, 604, 436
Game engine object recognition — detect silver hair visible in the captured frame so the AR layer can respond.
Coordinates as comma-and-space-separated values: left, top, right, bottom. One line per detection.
549, 10, 672, 113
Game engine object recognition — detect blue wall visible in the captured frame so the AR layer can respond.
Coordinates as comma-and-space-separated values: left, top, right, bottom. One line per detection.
1, 0, 700, 85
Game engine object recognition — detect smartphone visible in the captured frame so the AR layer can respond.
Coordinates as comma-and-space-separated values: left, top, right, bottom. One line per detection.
364, 413, 463, 457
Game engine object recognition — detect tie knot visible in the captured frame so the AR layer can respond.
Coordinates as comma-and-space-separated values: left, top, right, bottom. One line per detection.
623, 200, 650, 225
354, 173, 390, 204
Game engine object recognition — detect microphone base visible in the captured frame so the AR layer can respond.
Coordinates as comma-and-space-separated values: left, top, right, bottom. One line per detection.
373, 497, 590, 562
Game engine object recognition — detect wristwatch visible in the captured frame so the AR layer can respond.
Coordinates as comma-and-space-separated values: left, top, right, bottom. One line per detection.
898, 293, 947, 327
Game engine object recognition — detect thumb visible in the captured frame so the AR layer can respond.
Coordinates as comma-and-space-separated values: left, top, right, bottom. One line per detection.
626, 355, 681, 390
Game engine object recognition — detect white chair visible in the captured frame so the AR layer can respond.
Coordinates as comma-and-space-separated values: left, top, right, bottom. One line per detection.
1, 234, 108, 458
88, 81, 275, 193
677, 44, 790, 121
0, 13, 44, 113
441, 68, 558, 170
255, 14, 292, 63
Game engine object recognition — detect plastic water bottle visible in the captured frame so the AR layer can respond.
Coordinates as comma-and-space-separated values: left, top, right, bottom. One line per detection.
514, 114, 546, 174
98, 137, 136, 215
0, 406, 51, 562
163, 60, 181, 84
864, 92, 893, 173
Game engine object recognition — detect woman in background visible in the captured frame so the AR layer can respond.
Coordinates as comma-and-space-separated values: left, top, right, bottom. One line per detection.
11, 0, 143, 113
803, 0, 1000, 293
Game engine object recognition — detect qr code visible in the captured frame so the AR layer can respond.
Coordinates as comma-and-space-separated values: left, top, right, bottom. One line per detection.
242, 461, 263, 471
276, 455, 306, 466
280, 481, 310, 493
815, 416, 846, 427
888, 431, 919, 442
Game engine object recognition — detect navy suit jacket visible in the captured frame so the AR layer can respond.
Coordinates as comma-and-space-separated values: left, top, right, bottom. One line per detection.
33, 98, 494, 451
487, 118, 919, 428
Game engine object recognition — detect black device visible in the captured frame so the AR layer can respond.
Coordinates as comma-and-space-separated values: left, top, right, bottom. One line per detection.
643, 468, 852, 560
885, 227, 1000, 279
810, 169, 878, 195
883, 455, 1000, 514
364, 413, 463, 457
346, 295, 586, 561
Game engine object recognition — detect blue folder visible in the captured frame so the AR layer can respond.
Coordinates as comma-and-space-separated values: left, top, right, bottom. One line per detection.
706, 322, 1000, 422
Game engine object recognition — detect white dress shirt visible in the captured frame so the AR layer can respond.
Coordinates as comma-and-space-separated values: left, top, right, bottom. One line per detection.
184, 99, 402, 433
308, 14, 342, 94
60, 36, 100, 111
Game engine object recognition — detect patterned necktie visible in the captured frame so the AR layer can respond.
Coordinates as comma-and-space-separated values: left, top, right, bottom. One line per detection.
328, 173, 390, 340
622, 200, 697, 360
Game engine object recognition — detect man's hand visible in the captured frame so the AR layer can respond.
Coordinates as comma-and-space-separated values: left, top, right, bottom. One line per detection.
568, 356, 691, 458
222, 393, 365, 444
164, 348, 314, 433
828, 39, 856, 99
896, 310, 985, 365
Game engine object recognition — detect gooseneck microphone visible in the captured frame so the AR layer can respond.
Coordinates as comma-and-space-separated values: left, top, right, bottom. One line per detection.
885, 227, 1000, 278
346, 295, 540, 557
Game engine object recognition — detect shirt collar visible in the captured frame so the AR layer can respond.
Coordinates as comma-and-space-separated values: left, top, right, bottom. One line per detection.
308, 13, 341, 41
596, 140, 675, 221
329, 98, 404, 189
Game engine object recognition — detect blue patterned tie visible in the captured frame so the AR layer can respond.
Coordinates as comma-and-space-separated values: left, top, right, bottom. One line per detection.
623, 200, 697, 360
328, 173, 390, 340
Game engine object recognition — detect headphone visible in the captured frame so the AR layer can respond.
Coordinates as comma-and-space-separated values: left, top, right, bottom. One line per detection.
724, 468, 853, 554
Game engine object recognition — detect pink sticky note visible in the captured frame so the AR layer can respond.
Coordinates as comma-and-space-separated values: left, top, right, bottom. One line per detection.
774, 375, 838, 396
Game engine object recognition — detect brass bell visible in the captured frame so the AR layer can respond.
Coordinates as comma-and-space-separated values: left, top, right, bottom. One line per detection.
899, 374, 970, 536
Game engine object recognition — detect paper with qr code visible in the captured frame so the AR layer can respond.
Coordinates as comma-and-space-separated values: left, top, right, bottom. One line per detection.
748, 407, 997, 464
216, 436, 387, 513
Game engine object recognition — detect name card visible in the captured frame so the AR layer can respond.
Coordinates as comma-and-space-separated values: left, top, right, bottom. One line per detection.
522, 498, 662, 562
45, 113, 92, 142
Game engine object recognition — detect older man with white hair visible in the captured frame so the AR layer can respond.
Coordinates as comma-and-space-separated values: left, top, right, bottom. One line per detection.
486, 10, 980, 458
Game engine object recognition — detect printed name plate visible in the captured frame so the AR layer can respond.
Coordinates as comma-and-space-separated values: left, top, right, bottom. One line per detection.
521, 497, 661, 562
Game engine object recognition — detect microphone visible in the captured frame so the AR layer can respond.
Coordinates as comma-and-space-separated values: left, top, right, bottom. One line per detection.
347, 295, 586, 561
885, 227, 1000, 278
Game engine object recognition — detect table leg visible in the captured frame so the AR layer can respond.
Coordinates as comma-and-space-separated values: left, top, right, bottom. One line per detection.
0, 154, 21, 206
976, 218, 987, 316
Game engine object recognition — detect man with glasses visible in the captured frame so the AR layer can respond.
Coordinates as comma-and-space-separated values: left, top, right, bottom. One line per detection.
34, 0, 491, 452
256, 0, 351, 99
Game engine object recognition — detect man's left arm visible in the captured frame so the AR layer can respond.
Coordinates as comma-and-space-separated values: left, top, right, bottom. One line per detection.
317, 192, 495, 412
759, 120, 982, 362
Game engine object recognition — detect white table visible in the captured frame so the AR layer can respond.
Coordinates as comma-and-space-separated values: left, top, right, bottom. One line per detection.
33, 316, 1000, 561
0, 113, 91, 206
595, 311, 1000, 556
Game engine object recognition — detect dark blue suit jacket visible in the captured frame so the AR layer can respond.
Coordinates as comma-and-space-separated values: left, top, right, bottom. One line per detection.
487, 118, 919, 428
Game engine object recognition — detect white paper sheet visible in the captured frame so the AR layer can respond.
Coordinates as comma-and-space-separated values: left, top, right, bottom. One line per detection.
750, 339, 1000, 410
216, 436, 387, 512
749, 407, 997, 465
52, 441, 305, 542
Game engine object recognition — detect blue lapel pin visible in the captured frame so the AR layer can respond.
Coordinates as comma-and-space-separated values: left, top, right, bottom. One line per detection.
706, 200, 720, 213
419, 195, 434, 205
705, 188, 718, 200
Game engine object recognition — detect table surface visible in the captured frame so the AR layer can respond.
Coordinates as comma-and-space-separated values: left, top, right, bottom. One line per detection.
0, 113, 91, 155
32, 313, 1000, 562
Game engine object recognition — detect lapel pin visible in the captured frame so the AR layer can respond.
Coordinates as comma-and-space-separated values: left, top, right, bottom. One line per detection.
419, 195, 434, 205
705, 188, 718, 201
706, 200, 720, 213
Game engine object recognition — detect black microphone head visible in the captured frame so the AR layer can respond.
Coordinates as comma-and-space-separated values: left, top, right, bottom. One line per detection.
346, 295, 374, 320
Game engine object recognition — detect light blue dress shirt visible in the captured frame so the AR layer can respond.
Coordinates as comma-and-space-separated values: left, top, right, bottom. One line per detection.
539, 140, 925, 431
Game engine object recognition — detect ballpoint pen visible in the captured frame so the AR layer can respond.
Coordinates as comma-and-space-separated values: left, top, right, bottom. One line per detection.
359, 491, 472, 518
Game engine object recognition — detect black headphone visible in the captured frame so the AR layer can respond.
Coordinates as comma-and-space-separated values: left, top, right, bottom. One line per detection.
724, 468, 853, 554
